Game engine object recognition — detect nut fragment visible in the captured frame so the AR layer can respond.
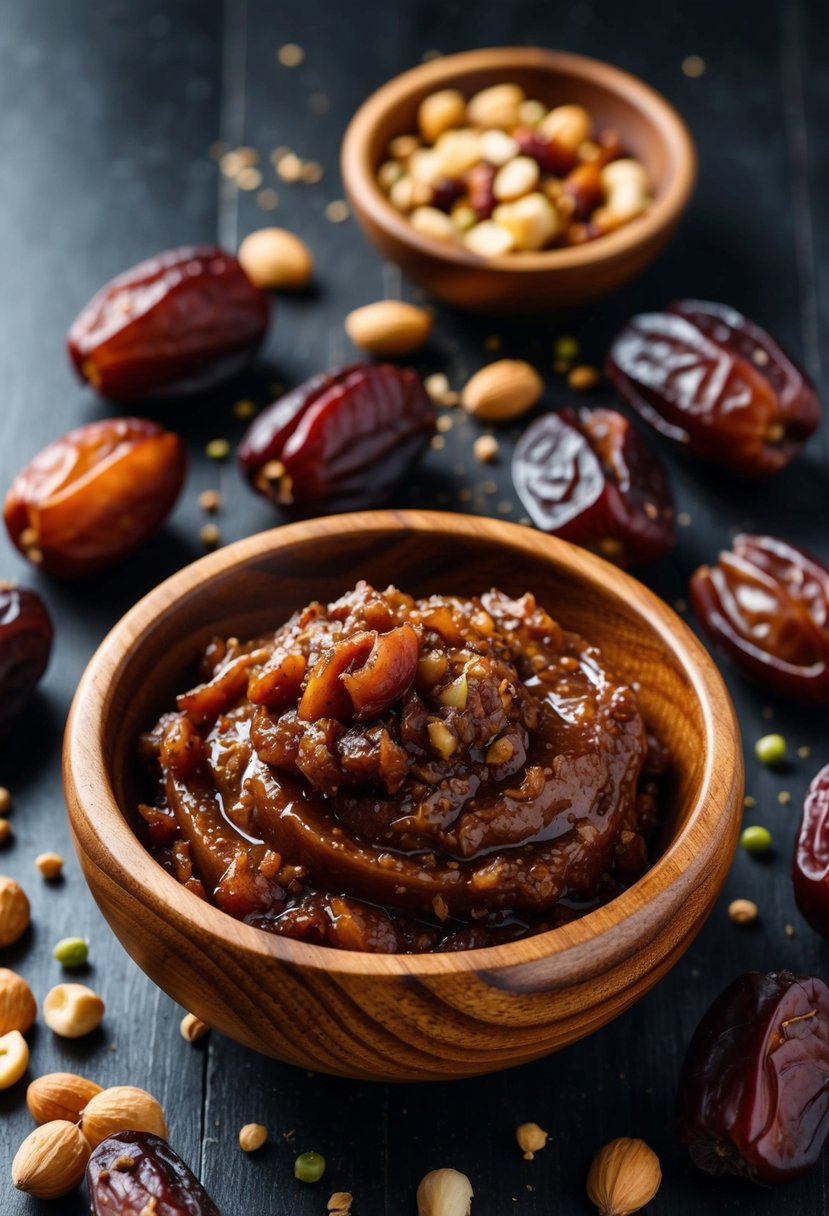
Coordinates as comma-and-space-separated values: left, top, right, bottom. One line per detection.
0, 786, 10, 814
327, 1192, 353, 1214
0, 968, 36, 1035
35, 852, 64, 880
516, 1121, 548, 1159
239, 1122, 268, 1152
417, 1167, 473, 1216
418, 89, 467, 143
461, 360, 543, 422
345, 301, 432, 356
180, 1012, 209, 1042
27, 1071, 103, 1125
81, 1085, 168, 1148
473, 435, 499, 463
238, 227, 314, 290
586, 1137, 661, 1216
0, 875, 29, 946
43, 982, 105, 1039
467, 82, 524, 129
0, 1028, 29, 1088
728, 898, 759, 925
567, 364, 601, 391
12, 1120, 91, 1199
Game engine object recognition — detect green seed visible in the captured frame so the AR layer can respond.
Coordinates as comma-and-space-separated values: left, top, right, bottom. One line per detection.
553, 335, 580, 363
206, 438, 230, 460
294, 1151, 326, 1183
53, 937, 89, 967
741, 825, 773, 855
754, 734, 787, 765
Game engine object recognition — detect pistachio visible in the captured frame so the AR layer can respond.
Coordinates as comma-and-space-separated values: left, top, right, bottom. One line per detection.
12, 1120, 91, 1199
417, 1167, 473, 1216
586, 1137, 661, 1216
461, 360, 543, 422
345, 300, 432, 357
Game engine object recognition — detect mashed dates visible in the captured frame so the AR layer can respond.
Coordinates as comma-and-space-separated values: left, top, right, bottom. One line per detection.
138, 582, 665, 952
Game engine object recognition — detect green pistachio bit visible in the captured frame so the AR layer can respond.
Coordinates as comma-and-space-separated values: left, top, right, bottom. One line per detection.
741, 825, 773, 855
206, 438, 230, 460
754, 733, 787, 765
294, 1151, 326, 1183
553, 335, 580, 363
53, 936, 89, 967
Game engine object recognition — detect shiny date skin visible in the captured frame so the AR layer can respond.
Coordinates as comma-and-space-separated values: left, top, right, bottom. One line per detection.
68, 245, 270, 400
677, 970, 829, 1183
512, 407, 675, 567
793, 764, 829, 935
690, 534, 829, 703
238, 362, 435, 514
87, 1131, 220, 1216
0, 584, 53, 732
607, 300, 820, 477
3, 417, 186, 577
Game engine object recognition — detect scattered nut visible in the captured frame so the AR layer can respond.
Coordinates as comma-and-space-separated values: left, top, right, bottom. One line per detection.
425, 372, 451, 404
0, 968, 36, 1035
35, 852, 64, 880
239, 1122, 268, 1152
198, 489, 222, 514
0, 875, 29, 947
345, 300, 432, 357
468, 82, 524, 129
12, 1120, 91, 1199
328, 1192, 354, 1214
0, 1028, 29, 1088
53, 936, 89, 967
236, 167, 262, 191
461, 359, 543, 422
0, 820, 10, 845
0, 786, 10, 814
180, 1011, 209, 1042
43, 982, 104, 1039
238, 227, 314, 290
205, 438, 230, 461
728, 898, 759, 926
27, 1072, 103, 1125
233, 398, 257, 419
586, 1137, 661, 1216
417, 1167, 473, 1216
418, 88, 466, 143
200, 523, 222, 549
81, 1085, 167, 1148
277, 42, 304, 67
294, 1150, 326, 1183
324, 200, 350, 223
567, 364, 601, 391
473, 435, 499, 464
516, 1121, 548, 1159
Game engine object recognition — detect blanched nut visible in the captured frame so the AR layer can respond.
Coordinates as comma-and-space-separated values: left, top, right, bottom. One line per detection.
180, 1011, 209, 1042
594, 159, 650, 232
418, 88, 467, 143
0, 1029, 29, 1089
493, 156, 540, 202
431, 129, 483, 178
538, 103, 592, 151
518, 98, 547, 127
467, 82, 525, 129
486, 736, 514, 766
390, 175, 433, 212
463, 220, 515, 257
492, 193, 559, 251
410, 206, 458, 244
417, 1167, 474, 1216
42, 983, 104, 1039
516, 1121, 549, 1160
427, 720, 458, 759
479, 128, 520, 166
237, 228, 314, 290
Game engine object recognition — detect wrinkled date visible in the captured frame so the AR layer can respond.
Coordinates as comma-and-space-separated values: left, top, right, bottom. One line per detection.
0, 584, 53, 732
607, 300, 820, 477
3, 417, 186, 577
68, 245, 270, 400
238, 362, 435, 514
677, 970, 829, 1183
87, 1131, 220, 1215
793, 764, 829, 935
512, 407, 675, 567
690, 534, 829, 702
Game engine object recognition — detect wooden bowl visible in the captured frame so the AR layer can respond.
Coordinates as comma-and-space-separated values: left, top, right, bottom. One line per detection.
341, 48, 696, 312
64, 511, 741, 1082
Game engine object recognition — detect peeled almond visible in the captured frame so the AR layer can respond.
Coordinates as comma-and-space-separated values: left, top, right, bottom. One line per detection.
81, 1085, 168, 1148
345, 301, 432, 356
12, 1120, 91, 1199
238, 227, 313, 290
461, 360, 544, 422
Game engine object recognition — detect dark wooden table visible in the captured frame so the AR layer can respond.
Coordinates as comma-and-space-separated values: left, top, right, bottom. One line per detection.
1, 1, 827, 1212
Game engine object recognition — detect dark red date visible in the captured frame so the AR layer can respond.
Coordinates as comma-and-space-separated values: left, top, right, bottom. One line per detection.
677, 970, 829, 1183
0, 583, 53, 732
4, 418, 186, 577
690, 534, 829, 702
68, 245, 270, 400
607, 300, 820, 477
238, 362, 435, 514
512, 407, 675, 567
793, 764, 829, 935
87, 1130, 220, 1216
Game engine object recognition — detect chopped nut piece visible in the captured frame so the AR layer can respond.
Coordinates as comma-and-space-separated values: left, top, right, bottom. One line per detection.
567, 364, 601, 391
277, 152, 304, 182
425, 372, 451, 403
427, 720, 458, 759
200, 524, 222, 549
257, 187, 279, 211
516, 1121, 549, 1159
728, 898, 759, 925
180, 1012, 209, 1042
236, 167, 262, 191
35, 852, 64, 880
206, 438, 230, 460
436, 415, 453, 433
682, 54, 706, 77
198, 489, 222, 514
277, 43, 305, 67
0, 787, 10, 814
474, 435, 500, 464
327, 1192, 353, 1214
785, 922, 795, 938
233, 398, 257, 419
239, 1122, 268, 1152
325, 200, 350, 223
778, 790, 791, 806
432, 894, 450, 922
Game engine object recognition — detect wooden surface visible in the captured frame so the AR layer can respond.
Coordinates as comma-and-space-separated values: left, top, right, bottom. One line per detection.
0, 0, 826, 1210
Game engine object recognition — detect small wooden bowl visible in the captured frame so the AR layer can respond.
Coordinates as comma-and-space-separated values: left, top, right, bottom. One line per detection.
341, 48, 696, 312
64, 512, 741, 1082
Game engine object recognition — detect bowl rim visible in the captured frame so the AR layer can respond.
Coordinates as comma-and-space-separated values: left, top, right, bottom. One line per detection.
341, 46, 697, 273
64, 510, 740, 980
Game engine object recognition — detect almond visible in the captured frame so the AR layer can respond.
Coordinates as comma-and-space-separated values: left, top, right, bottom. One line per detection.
0, 875, 29, 947
81, 1085, 167, 1148
0, 968, 36, 1035
238, 227, 314, 290
12, 1120, 91, 1199
345, 301, 432, 357
27, 1071, 103, 1125
461, 360, 543, 422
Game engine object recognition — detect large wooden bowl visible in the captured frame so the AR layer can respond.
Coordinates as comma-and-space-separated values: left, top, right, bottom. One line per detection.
64, 512, 742, 1082
341, 48, 696, 312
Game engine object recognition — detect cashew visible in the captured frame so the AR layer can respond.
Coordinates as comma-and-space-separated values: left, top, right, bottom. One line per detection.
594, 158, 651, 231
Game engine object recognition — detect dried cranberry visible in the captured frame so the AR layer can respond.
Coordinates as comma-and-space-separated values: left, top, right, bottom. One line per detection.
431, 176, 465, 212
606, 301, 820, 477
793, 764, 829, 935
465, 162, 497, 220
514, 126, 576, 176
512, 407, 675, 567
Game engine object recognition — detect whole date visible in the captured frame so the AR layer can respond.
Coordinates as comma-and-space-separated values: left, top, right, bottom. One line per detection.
238, 362, 435, 513
793, 764, 829, 935
87, 1130, 220, 1215
4, 418, 186, 577
607, 300, 820, 477
0, 583, 53, 732
68, 245, 270, 400
677, 970, 829, 1183
690, 534, 829, 702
